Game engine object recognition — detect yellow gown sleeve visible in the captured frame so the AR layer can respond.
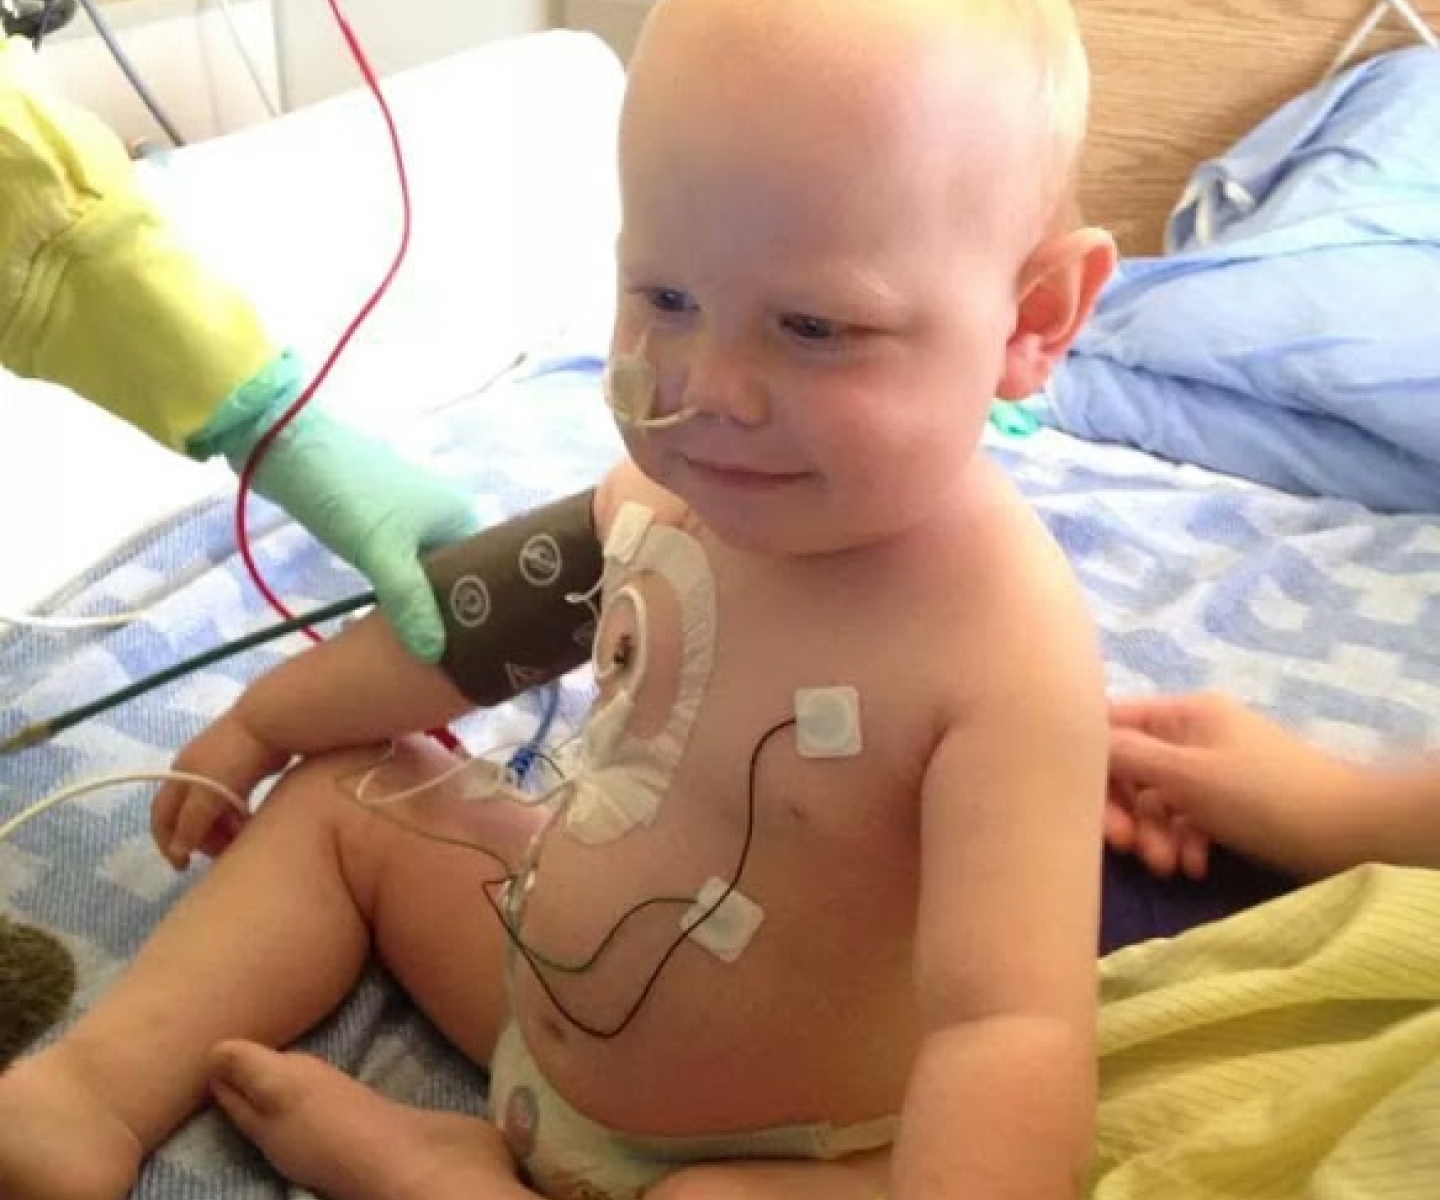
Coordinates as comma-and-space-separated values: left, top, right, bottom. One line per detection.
0, 36, 277, 452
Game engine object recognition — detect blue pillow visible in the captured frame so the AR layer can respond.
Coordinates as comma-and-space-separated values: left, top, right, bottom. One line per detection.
1045, 47, 1440, 513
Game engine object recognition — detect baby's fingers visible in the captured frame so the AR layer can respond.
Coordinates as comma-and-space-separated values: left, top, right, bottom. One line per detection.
152, 785, 246, 871
168, 790, 238, 870
151, 780, 187, 863
196, 806, 247, 862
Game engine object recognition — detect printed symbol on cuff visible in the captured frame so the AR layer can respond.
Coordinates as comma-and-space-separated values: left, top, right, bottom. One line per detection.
449, 575, 492, 628
518, 533, 564, 588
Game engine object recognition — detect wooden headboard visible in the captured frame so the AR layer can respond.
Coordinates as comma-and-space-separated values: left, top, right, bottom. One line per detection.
1075, 0, 1440, 255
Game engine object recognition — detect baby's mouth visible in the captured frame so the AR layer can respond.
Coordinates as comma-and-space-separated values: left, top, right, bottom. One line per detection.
683, 457, 810, 489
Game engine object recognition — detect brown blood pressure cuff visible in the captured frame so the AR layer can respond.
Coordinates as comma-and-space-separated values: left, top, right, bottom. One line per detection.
422, 488, 602, 705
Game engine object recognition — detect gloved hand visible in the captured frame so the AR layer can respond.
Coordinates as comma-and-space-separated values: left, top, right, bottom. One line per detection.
247, 409, 480, 662
2, 40, 476, 660
190, 352, 479, 663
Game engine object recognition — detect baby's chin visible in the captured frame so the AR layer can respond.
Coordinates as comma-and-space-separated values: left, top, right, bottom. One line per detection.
690, 496, 904, 560
624, 444, 906, 557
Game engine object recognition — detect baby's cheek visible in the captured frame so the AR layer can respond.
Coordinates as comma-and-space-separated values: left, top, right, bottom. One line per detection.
618, 434, 669, 492
803, 394, 895, 474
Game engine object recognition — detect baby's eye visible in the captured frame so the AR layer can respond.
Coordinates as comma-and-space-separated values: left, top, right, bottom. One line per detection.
645, 287, 697, 316
780, 313, 843, 342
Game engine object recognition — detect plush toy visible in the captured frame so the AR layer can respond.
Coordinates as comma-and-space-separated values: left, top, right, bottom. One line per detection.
0, 914, 75, 1068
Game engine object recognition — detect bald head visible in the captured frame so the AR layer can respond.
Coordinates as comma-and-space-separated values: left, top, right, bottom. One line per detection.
607, 0, 1115, 552
627, 0, 1090, 234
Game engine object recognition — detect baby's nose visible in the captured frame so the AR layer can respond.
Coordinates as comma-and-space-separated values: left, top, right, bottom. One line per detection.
681, 334, 769, 428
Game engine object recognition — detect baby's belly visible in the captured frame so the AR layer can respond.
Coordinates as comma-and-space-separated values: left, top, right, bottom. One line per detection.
505, 802, 920, 1137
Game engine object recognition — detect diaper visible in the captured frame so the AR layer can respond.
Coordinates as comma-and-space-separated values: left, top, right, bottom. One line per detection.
488, 1023, 897, 1200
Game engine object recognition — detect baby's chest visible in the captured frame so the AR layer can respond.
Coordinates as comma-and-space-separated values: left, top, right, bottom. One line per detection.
588, 521, 931, 818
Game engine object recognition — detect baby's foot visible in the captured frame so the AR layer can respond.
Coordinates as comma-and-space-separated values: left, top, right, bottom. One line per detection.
209, 1040, 529, 1200
0, 1051, 143, 1200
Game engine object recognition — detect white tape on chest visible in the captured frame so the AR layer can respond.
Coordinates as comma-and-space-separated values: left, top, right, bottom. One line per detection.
604, 502, 653, 567
560, 507, 718, 846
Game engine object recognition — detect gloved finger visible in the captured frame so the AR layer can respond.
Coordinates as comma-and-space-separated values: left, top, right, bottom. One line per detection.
367, 551, 447, 664
418, 494, 480, 550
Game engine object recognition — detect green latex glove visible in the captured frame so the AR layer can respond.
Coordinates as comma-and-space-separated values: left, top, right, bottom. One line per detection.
190, 352, 479, 662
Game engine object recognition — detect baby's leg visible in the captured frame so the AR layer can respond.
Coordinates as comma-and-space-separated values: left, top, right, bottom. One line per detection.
206, 1043, 539, 1200
0, 737, 533, 1200
209, 1042, 889, 1200
646, 1149, 889, 1200
207, 737, 554, 1200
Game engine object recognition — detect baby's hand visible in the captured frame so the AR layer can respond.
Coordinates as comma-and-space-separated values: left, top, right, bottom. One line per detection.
1106, 692, 1365, 880
152, 712, 291, 870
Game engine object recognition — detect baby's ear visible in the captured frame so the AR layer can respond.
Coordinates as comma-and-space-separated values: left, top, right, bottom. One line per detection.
996, 227, 1115, 400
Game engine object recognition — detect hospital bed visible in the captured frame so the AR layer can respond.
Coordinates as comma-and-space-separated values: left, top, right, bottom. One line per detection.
3, 4, 1440, 1196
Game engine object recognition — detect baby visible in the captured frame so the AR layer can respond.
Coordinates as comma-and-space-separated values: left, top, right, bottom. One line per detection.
0, 1, 1115, 1198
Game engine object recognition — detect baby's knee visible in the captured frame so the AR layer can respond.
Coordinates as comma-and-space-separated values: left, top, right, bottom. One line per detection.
261, 738, 463, 848
258, 744, 398, 830
645, 1150, 888, 1200
644, 1165, 744, 1200
644, 1164, 793, 1200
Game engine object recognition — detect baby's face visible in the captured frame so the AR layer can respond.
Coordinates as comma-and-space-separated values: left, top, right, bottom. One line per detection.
611, 1, 1044, 556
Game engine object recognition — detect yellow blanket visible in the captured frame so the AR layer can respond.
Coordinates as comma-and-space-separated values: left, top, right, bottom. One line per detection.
1093, 864, 1440, 1198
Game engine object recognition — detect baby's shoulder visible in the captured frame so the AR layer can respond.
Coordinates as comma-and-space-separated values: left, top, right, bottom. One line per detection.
593, 458, 689, 542
923, 483, 1100, 704
928, 471, 1079, 607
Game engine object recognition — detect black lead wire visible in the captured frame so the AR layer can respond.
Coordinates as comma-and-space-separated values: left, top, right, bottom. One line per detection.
1, 592, 377, 756
488, 717, 797, 1041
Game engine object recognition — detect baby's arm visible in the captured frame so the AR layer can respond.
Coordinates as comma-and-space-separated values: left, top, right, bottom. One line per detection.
152, 612, 480, 868
232, 612, 475, 755
153, 478, 624, 866
1108, 692, 1440, 880
894, 621, 1107, 1199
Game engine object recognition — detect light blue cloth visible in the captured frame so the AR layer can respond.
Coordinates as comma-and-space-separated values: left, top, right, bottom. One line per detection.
1045, 46, 1440, 513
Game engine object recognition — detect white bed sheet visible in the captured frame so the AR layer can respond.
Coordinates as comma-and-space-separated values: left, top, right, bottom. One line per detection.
0, 29, 624, 616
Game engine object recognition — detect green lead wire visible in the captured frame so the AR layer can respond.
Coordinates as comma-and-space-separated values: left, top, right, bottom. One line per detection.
0, 591, 377, 756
